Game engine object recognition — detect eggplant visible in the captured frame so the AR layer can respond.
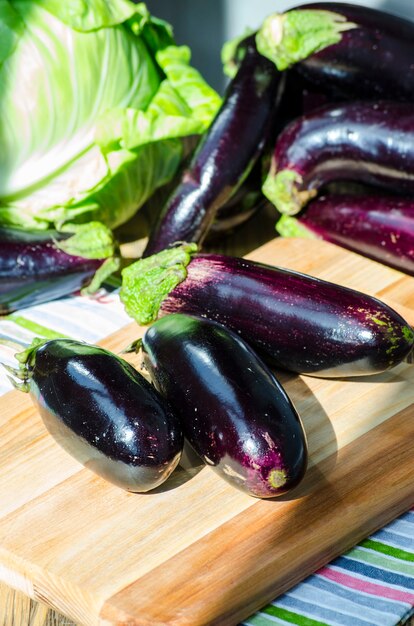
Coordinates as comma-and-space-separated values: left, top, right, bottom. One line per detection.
262, 101, 414, 216
277, 195, 414, 277
142, 37, 286, 257
0, 222, 119, 314
120, 243, 414, 378
8, 338, 183, 492
208, 163, 269, 237
256, 2, 414, 102
138, 313, 307, 498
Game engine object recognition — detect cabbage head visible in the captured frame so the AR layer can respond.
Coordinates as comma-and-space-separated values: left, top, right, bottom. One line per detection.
0, 0, 221, 229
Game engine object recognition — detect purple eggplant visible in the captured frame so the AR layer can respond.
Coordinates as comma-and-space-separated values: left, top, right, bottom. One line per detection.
142, 37, 286, 257
208, 163, 269, 237
263, 101, 414, 216
8, 338, 183, 492
137, 313, 307, 498
120, 243, 414, 378
255, 2, 414, 102
0, 223, 119, 313
277, 195, 414, 276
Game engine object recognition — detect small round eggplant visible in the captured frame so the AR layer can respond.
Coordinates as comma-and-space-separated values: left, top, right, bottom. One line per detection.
140, 313, 308, 499
11, 339, 183, 492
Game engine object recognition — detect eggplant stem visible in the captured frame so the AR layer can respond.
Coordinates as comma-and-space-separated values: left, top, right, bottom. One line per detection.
2, 363, 23, 379
121, 338, 143, 355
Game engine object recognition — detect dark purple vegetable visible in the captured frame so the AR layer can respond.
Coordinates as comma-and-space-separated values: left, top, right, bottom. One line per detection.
277, 195, 414, 276
138, 313, 307, 498
208, 164, 269, 237
143, 37, 286, 257
9, 338, 183, 492
256, 2, 414, 102
0, 223, 119, 313
120, 243, 414, 378
263, 101, 414, 216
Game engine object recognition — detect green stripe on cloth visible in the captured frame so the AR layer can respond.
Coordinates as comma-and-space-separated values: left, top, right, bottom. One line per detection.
347, 546, 414, 576
7, 315, 68, 339
249, 605, 329, 626
360, 538, 414, 563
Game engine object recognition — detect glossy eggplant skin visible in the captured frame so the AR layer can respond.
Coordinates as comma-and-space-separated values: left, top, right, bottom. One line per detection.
264, 101, 414, 215
119, 243, 414, 377
280, 194, 414, 276
292, 3, 414, 102
0, 227, 105, 313
143, 38, 285, 257
141, 314, 307, 498
19, 339, 183, 492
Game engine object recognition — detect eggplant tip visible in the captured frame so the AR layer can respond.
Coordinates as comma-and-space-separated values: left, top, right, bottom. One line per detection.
268, 468, 288, 489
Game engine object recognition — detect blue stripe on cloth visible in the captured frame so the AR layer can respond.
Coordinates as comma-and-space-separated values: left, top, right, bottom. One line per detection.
332, 556, 414, 590
371, 529, 414, 552
286, 579, 392, 624
307, 574, 404, 617
380, 520, 414, 538
276, 594, 376, 626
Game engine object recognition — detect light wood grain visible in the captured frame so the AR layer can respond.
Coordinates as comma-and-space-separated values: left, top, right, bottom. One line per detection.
0, 238, 413, 626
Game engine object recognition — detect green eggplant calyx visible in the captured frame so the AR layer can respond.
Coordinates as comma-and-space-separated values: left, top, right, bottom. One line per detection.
120, 242, 198, 325
57, 222, 118, 260
81, 256, 121, 296
263, 168, 316, 216
256, 9, 356, 71
4, 337, 51, 392
276, 214, 316, 239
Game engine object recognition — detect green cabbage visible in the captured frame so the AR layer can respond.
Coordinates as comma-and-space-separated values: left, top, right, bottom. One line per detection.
0, 1, 221, 229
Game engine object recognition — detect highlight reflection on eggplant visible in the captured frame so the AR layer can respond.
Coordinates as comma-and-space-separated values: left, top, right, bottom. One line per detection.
9, 338, 183, 492
137, 313, 307, 498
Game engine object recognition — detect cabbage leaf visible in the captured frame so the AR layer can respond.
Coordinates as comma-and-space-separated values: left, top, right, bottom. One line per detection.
0, 1, 221, 229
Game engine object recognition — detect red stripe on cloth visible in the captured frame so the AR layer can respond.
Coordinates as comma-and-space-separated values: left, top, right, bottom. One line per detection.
318, 567, 414, 605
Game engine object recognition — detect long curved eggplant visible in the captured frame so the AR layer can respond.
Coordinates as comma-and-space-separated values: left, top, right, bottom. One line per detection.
139, 313, 307, 498
256, 2, 414, 102
208, 164, 269, 237
0, 222, 119, 313
263, 101, 414, 216
142, 37, 286, 257
277, 195, 414, 276
9, 338, 183, 492
120, 243, 414, 378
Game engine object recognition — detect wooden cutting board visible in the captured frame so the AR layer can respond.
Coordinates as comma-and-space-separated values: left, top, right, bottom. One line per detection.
0, 238, 413, 626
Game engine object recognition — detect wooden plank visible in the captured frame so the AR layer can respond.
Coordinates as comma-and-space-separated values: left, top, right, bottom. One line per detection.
0, 237, 412, 626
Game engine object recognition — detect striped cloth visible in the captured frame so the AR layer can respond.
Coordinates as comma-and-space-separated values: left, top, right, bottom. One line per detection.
243, 509, 414, 626
0, 286, 412, 626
